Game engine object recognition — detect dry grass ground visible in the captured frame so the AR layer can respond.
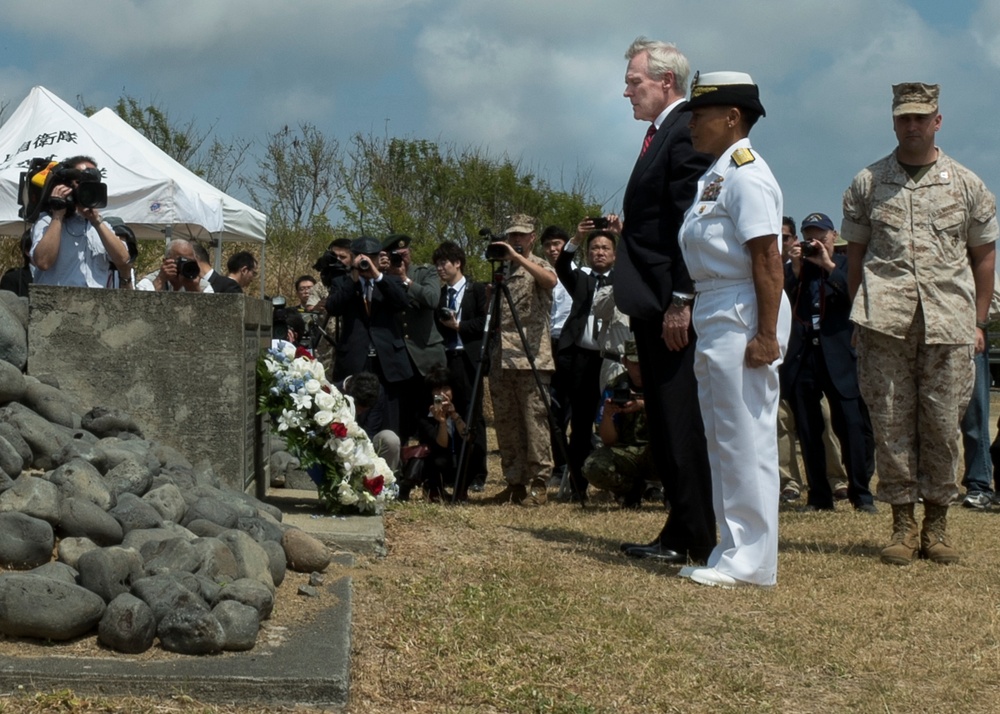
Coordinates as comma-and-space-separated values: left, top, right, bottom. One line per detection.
345, 489, 1000, 714
5, 467, 1000, 713
2, 493, 1000, 714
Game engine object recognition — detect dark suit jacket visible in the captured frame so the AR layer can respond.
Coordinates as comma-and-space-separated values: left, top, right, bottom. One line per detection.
207, 270, 242, 294
781, 254, 860, 400
613, 107, 713, 321
325, 273, 413, 383
436, 279, 488, 360
400, 263, 447, 376
554, 248, 608, 352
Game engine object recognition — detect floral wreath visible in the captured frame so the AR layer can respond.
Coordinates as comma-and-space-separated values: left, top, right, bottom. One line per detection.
257, 343, 396, 514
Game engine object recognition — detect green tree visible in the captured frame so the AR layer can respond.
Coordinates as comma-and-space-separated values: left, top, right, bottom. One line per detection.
336, 132, 601, 278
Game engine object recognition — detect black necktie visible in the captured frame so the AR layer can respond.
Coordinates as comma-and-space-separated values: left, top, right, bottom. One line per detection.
445, 287, 459, 349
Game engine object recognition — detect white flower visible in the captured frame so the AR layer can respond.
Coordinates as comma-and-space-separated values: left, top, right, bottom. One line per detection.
314, 410, 334, 428
337, 481, 359, 505
277, 409, 300, 432
291, 392, 313, 411
304, 379, 322, 395
281, 343, 296, 360
353, 447, 374, 468
372, 455, 392, 479
308, 361, 326, 381
314, 390, 337, 411
335, 438, 355, 460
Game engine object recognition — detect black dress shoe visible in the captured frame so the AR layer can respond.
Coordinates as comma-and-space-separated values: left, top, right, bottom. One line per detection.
619, 539, 658, 553
623, 543, 689, 564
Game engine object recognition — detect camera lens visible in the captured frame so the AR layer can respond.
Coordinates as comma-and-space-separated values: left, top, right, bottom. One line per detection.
359, 259, 371, 270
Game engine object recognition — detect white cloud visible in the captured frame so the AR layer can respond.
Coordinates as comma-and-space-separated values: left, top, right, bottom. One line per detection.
2, 0, 998, 223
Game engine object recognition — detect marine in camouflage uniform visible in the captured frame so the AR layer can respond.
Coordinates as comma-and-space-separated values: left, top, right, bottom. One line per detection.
843, 82, 998, 565
583, 370, 651, 501
488, 214, 557, 505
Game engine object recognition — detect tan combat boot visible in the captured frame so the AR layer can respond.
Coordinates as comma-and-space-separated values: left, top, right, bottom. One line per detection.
880, 503, 919, 565
522, 478, 548, 507
492, 483, 527, 505
921, 503, 960, 564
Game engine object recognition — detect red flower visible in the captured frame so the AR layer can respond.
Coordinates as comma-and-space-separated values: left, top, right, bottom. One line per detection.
363, 475, 384, 496
330, 422, 348, 438
295, 346, 314, 360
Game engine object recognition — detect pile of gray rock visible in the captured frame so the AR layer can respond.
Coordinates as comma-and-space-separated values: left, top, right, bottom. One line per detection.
0, 290, 333, 655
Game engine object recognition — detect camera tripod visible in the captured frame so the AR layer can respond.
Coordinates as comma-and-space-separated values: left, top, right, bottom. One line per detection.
449, 257, 579, 505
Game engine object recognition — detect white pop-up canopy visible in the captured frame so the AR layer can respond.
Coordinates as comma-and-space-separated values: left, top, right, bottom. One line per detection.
0, 86, 265, 245
90, 107, 266, 244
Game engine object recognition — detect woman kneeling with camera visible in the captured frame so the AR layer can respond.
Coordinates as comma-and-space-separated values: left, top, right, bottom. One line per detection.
413, 366, 471, 503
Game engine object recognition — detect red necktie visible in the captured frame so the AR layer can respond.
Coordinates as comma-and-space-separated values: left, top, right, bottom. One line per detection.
640, 124, 656, 157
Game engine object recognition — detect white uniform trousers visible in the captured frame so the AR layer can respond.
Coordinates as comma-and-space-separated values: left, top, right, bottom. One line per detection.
692, 284, 790, 586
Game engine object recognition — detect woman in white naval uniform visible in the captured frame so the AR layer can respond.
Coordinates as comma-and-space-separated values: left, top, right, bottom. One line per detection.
675, 72, 791, 588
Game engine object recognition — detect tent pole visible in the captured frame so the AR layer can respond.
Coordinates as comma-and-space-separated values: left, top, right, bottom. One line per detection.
259, 244, 266, 298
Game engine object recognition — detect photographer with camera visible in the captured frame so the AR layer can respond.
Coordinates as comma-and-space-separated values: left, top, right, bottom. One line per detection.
553, 220, 617, 500
326, 236, 412, 434
306, 238, 354, 375
379, 234, 446, 442
433, 240, 489, 492
29, 155, 131, 288
414, 366, 472, 503
487, 213, 558, 506
584, 339, 653, 507
135, 238, 213, 293
782, 212, 876, 513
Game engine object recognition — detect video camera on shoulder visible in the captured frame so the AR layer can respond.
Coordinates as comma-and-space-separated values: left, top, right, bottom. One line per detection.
313, 250, 350, 287
18, 157, 108, 222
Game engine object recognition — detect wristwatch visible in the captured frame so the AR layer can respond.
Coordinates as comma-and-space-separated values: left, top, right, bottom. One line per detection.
671, 293, 694, 309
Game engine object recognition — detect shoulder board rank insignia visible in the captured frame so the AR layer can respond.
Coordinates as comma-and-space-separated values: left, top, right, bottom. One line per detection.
731, 148, 756, 166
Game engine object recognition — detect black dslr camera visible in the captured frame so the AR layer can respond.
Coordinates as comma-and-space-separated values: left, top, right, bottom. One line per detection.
611, 386, 633, 406
800, 240, 819, 258
389, 251, 405, 267
174, 257, 201, 280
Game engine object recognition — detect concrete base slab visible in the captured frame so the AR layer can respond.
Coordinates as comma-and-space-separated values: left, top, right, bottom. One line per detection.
0, 553, 354, 710
267, 488, 387, 557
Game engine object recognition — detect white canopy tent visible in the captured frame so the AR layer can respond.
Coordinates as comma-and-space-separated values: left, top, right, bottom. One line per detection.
89, 107, 265, 247
0, 86, 265, 248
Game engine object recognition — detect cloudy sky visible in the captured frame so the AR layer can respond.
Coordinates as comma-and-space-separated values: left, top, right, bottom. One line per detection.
1, 0, 998, 230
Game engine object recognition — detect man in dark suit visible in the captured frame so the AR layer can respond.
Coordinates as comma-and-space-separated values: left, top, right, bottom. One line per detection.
612, 37, 715, 563
782, 213, 876, 513
192, 241, 242, 293
380, 234, 447, 442
326, 236, 413, 434
554, 225, 616, 499
432, 241, 490, 492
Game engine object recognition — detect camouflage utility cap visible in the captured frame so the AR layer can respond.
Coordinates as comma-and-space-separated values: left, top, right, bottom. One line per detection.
504, 213, 537, 235
892, 83, 939, 116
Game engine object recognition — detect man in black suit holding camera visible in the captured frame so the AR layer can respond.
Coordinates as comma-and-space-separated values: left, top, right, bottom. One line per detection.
432, 241, 489, 491
611, 37, 715, 564
326, 236, 413, 434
